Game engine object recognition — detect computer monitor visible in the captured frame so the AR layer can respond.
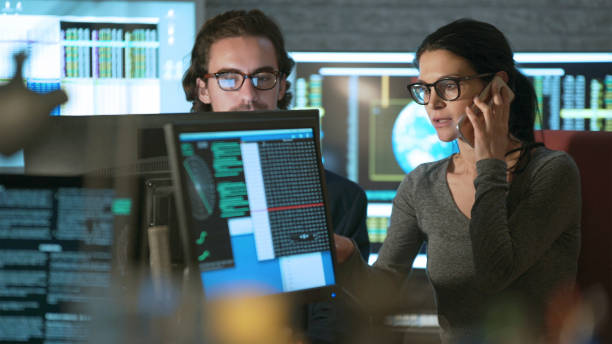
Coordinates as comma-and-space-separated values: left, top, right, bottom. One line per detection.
163, 110, 338, 302
0, 174, 142, 343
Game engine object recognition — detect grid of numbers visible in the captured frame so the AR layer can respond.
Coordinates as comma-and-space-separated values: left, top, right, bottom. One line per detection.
269, 206, 330, 257
258, 139, 330, 257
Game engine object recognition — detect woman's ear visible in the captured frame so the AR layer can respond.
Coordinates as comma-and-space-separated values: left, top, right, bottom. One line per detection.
496, 71, 509, 83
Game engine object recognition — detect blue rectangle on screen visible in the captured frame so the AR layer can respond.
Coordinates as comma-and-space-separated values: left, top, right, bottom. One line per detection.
200, 234, 283, 298
179, 128, 312, 142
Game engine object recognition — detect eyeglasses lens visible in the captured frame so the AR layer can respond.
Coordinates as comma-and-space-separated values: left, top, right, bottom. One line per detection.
218, 74, 240, 90
436, 79, 459, 102
216, 72, 277, 91
251, 72, 276, 90
409, 85, 428, 105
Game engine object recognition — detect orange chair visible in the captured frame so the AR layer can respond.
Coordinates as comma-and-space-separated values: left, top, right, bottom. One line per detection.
535, 130, 612, 342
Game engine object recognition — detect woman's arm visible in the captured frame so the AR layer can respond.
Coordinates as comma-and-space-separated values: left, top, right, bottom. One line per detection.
469, 153, 581, 292
336, 174, 425, 311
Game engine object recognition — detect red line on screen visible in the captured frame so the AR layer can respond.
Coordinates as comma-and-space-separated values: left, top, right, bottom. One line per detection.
267, 202, 324, 212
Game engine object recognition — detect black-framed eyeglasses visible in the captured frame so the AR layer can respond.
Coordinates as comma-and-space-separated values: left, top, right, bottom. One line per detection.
203, 70, 281, 91
406, 73, 494, 105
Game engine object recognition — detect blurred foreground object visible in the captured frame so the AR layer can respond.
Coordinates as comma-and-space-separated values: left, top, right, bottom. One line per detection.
87, 275, 206, 344
206, 294, 293, 344
0, 51, 67, 155
86, 273, 297, 344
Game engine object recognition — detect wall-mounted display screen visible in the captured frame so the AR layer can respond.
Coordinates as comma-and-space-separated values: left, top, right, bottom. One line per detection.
0, 0, 195, 116
0, 0, 195, 169
288, 52, 612, 259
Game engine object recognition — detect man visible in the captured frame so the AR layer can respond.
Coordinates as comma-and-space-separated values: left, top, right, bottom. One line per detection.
182, 9, 370, 344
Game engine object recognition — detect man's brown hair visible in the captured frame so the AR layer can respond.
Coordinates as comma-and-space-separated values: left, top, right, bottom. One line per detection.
182, 9, 295, 111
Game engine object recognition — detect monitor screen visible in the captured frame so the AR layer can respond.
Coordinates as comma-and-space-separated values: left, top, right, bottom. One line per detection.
0, 1, 195, 115
289, 52, 612, 260
0, 0, 196, 170
0, 174, 141, 344
164, 110, 337, 302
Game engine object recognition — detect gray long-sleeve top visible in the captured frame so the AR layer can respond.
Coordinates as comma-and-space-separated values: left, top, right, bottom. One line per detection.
339, 147, 581, 343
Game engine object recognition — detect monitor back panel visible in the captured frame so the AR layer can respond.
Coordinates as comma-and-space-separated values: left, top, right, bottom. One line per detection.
24, 111, 305, 177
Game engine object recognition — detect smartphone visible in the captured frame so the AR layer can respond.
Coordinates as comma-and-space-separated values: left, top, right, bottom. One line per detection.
456, 75, 515, 147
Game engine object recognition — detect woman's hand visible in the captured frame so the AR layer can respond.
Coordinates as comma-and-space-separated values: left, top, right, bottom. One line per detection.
465, 74, 515, 162
334, 234, 356, 264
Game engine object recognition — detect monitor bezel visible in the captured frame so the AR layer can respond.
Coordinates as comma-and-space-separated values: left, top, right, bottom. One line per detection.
163, 109, 339, 304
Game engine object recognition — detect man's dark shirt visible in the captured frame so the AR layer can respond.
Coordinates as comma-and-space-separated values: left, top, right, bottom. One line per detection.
303, 169, 370, 344
323, 170, 369, 260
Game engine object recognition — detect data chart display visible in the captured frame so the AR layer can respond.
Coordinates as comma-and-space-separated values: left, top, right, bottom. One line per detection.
170, 125, 336, 299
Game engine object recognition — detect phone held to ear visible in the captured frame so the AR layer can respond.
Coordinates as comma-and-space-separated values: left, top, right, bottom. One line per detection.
456, 75, 515, 147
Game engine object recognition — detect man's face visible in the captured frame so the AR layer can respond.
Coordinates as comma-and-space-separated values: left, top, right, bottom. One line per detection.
196, 35, 286, 111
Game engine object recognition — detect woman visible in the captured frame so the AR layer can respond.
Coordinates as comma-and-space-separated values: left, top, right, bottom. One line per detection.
334, 18, 581, 343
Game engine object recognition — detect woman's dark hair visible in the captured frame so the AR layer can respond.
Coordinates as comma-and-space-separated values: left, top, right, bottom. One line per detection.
182, 9, 295, 111
414, 18, 538, 144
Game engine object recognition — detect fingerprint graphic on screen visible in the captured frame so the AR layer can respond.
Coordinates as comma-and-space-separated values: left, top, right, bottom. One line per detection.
183, 155, 216, 221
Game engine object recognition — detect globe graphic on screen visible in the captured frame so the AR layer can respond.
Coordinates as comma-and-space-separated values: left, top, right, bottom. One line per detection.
391, 102, 457, 173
